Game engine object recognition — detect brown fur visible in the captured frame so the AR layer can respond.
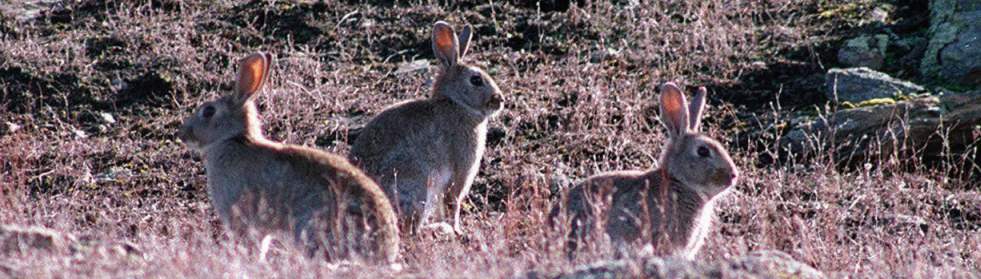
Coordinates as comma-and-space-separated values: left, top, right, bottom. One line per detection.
179, 52, 399, 263
549, 83, 739, 259
349, 21, 503, 233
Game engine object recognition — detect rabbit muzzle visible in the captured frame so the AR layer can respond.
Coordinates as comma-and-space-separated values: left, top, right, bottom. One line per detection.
713, 167, 740, 189
482, 93, 504, 116
177, 125, 200, 150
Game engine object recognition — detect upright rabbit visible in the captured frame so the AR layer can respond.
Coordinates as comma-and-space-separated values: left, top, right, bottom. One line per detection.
179, 52, 399, 263
548, 82, 739, 259
349, 21, 504, 234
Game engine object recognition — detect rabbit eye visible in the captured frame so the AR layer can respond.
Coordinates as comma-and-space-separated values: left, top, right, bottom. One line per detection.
202, 105, 216, 118
697, 146, 710, 157
469, 75, 484, 87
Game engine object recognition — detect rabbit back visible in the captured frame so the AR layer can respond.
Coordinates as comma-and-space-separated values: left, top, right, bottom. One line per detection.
603, 170, 714, 258
551, 169, 709, 258
203, 139, 398, 262
350, 97, 487, 230
181, 52, 398, 263
350, 99, 447, 181
549, 170, 645, 256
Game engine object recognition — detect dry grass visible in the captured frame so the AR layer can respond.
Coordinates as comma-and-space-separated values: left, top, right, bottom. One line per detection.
1, 0, 979, 278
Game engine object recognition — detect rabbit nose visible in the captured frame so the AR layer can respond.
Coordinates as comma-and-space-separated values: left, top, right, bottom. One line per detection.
488, 94, 503, 107
177, 126, 191, 142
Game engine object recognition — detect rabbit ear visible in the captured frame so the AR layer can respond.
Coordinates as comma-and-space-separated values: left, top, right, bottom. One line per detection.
688, 87, 707, 132
232, 52, 273, 105
457, 24, 473, 59
432, 21, 459, 67
659, 82, 690, 138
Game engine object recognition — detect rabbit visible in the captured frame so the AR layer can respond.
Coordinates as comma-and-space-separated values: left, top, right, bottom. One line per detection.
548, 82, 739, 260
348, 21, 504, 234
178, 52, 399, 263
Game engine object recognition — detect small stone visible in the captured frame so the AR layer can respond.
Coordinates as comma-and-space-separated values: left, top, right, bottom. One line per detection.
111, 241, 143, 258
549, 162, 573, 190
394, 60, 431, 76
0, 224, 77, 255
825, 67, 924, 103
110, 77, 129, 92
421, 222, 456, 236
72, 129, 88, 139
521, 251, 826, 279
2, 122, 21, 134
95, 166, 132, 183
838, 34, 889, 70
738, 250, 827, 279
589, 48, 620, 64
870, 6, 890, 23
0, 262, 18, 278
360, 19, 375, 28
98, 112, 115, 125
77, 170, 94, 185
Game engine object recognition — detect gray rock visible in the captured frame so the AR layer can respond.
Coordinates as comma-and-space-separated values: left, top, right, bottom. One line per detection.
589, 48, 621, 64
95, 166, 133, 183
549, 162, 573, 191
838, 34, 889, 70
0, 0, 63, 21
110, 77, 130, 92
0, 262, 18, 278
98, 112, 116, 125
921, 0, 981, 86
72, 129, 89, 139
734, 250, 826, 279
1, 122, 21, 134
825, 68, 925, 103
859, 214, 930, 233
782, 89, 981, 163
394, 60, 431, 76
0, 224, 143, 260
0, 224, 77, 255
525, 251, 825, 279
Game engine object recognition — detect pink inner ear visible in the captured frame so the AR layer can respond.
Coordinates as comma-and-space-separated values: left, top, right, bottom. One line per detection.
661, 84, 689, 135
244, 60, 263, 92
236, 54, 269, 98
436, 28, 455, 50
433, 23, 460, 65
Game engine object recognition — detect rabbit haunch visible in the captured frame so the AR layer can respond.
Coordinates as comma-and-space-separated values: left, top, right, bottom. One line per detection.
179, 52, 399, 263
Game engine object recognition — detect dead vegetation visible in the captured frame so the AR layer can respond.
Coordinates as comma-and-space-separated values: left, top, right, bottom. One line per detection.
1, 0, 978, 278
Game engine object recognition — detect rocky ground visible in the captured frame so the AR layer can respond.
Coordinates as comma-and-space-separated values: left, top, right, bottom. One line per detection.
1, 0, 979, 278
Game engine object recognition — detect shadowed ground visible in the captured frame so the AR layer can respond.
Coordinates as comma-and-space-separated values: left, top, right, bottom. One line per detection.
1, 0, 978, 277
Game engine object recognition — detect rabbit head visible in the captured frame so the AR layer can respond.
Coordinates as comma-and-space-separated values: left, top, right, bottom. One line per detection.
658, 82, 739, 198
431, 21, 503, 118
179, 52, 273, 152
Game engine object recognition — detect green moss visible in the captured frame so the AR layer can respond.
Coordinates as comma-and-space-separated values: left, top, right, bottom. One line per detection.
894, 93, 917, 101
819, 3, 865, 20
857, 98, 896, 107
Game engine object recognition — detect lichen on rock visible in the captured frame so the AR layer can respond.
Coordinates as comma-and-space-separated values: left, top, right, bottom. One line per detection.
838, 34, 890, 70
920, 0, 981, 86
